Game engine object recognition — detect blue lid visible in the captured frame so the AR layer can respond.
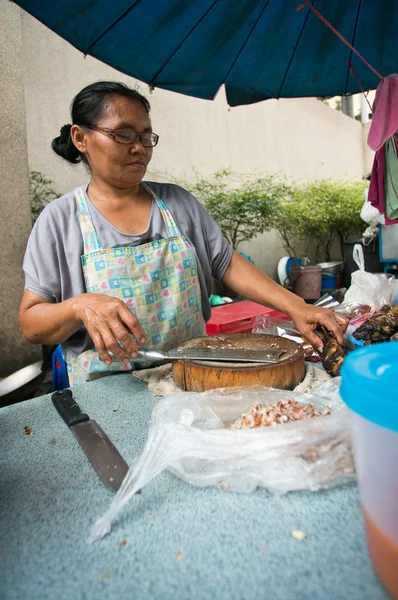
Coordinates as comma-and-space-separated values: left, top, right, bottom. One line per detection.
340, 342, 398, 433
348, 334, 365, 348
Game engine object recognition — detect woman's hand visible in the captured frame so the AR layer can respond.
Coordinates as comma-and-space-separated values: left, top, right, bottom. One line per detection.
72, 294, 146, 364
288, 304, 349, 350
221, 252, 349, 350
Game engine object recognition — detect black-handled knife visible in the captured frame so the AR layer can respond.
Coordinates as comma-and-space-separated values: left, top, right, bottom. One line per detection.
52, 389, 129, 492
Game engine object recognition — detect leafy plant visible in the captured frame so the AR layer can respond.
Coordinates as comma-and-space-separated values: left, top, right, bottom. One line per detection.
158, 169, 366, 263
273, 179, 366, 261
327, 180, 367, 258
29, 170, 60, 224
172, 170, 291, 250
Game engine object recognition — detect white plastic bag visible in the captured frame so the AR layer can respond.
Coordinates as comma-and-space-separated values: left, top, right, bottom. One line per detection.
91, 379, 354, 540
360, 189, 385, 226
343, 244, 394, 310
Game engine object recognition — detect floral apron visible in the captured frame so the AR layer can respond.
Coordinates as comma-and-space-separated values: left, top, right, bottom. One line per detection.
65, 185, 205, 387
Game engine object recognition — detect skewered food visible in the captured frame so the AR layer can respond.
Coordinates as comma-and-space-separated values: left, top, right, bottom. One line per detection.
318, 327, 346, 377
353, 305, 398, 342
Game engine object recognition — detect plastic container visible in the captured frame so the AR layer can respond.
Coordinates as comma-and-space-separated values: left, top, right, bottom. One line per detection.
286, 257, 302, 279
205, 300, 289, 335
291, 265, 322, 300
340, 343, 398, 600
321, 274, 337, 290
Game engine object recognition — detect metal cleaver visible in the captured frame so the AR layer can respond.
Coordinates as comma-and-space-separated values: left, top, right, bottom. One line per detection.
134, 347, 287, 363
52, 389, 129, 492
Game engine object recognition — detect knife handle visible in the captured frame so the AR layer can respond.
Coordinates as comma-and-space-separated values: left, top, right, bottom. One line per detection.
52, 389, 90, 427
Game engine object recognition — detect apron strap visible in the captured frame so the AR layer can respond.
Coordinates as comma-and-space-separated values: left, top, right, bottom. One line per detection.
74, 186, 103, 253
141, 182, 180, 238
75, 183, 182, 254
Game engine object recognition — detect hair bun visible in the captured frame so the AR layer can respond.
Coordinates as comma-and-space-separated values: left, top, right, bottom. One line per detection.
59, 124, 72, 142
51, 124, 81, 164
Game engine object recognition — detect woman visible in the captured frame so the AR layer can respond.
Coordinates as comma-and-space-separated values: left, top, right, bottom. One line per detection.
20, 81, 347, 386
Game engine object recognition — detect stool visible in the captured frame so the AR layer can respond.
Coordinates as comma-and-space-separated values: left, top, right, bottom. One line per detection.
51, 345, 69, 391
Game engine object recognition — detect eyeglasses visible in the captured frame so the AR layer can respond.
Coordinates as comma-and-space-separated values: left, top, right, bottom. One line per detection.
84, 125, 159, 147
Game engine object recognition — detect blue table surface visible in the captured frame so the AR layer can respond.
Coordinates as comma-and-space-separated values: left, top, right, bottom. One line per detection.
0, 374, 389, 600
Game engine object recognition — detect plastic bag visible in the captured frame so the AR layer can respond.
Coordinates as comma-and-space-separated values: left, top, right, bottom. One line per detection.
332, 301, 374, 348
252, 314, 296, 338
342, 244, 394, 310
252, 314, 320, 360
251, 290, 342, 360
91, 378, 354, 540
334, 301, 372, 320
360, 189, 385, 226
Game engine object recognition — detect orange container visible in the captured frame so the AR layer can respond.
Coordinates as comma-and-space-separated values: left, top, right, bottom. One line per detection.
341, 345, 398, 600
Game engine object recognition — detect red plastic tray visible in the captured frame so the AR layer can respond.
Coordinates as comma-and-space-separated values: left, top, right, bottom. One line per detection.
206, 300, 289, 335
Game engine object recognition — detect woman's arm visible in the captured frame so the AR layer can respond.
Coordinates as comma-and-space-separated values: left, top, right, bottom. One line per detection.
19, 290, 146, 364
221, 251, 348, 349
20, 291, 83, 345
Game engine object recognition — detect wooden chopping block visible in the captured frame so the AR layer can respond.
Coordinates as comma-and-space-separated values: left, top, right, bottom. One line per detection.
172, 333, 305, 392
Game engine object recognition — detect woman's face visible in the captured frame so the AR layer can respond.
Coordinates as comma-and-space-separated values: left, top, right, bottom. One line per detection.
75, 96, 154, 189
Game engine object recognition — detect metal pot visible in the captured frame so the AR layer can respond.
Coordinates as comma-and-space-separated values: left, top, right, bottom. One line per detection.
317, 261, 343, 275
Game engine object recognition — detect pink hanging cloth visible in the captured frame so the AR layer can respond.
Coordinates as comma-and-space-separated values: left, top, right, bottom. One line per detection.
367, 74, 398, 224
368, 144, 398, 225
368, 74, 398, 151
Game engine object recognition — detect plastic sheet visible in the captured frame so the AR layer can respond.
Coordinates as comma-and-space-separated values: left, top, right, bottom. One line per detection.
91, 379, 354, 540
252, 292, 345, 360
252, 314, 320, 360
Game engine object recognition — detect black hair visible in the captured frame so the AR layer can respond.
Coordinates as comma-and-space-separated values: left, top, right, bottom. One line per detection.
51, 81, 151, 165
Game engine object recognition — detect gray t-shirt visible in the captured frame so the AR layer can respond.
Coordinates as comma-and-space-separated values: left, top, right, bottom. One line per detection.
23, 182, 233, 355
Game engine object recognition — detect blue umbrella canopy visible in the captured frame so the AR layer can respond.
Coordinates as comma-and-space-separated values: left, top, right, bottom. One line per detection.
14, 0, 397, 106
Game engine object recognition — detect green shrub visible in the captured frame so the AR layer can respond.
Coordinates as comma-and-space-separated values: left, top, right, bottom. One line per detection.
156, 170, 366, 263
273, 179, 366, 261
173, 170, 291, 250
29, 170, 60, 224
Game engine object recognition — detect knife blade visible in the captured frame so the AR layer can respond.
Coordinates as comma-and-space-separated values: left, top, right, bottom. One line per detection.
135, 347, 287, 363
52, 389, 129, 492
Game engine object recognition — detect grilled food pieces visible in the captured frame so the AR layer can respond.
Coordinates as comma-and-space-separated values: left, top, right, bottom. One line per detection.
318, 327, 346, 377
312, 305, 398, 377
230, 398, 331, 429
353, 305, 398, 342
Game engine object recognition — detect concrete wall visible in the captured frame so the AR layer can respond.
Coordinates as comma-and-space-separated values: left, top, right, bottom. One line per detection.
362, 121, 375, 176
0, 0, 41, 377
20, 14, 367, 275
